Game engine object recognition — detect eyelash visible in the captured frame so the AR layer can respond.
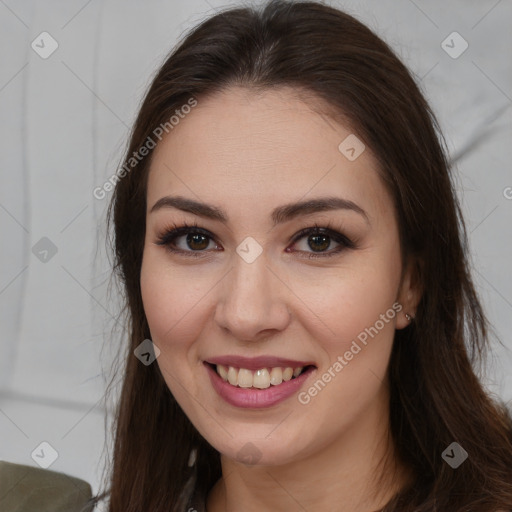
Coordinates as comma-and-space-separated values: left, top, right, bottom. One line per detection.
154, 220, 356, 259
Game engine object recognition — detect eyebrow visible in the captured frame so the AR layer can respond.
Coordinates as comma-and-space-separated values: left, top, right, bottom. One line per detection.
149, 195, 369, 226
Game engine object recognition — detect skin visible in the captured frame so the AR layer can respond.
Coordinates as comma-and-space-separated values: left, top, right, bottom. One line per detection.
140, 86, 421, 512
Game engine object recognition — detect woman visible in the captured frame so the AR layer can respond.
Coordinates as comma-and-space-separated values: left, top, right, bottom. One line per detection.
93, 1, 512, 510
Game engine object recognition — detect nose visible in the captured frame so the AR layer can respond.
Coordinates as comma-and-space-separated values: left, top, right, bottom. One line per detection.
213, 252, 291, 341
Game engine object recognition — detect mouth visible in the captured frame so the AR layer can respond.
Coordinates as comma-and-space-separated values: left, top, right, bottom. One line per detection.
205, 362, 315, 389
203, 357, 317, 409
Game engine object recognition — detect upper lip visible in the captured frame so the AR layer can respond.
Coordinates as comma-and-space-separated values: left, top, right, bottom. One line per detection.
205, 355, 316, 371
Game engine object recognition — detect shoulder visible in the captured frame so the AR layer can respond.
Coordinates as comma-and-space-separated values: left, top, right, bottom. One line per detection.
0, 460, 94, 512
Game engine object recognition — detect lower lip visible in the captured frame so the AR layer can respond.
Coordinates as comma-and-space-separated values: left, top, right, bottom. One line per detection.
204, 363, 316, 409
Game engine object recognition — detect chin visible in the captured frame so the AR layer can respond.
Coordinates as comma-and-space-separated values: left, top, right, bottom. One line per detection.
205, 432, 311, 467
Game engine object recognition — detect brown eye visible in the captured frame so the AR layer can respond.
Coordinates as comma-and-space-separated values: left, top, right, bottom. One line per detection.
155, 224, 221, 257
288, 225, 355, 259
307, 234, 331, 252
186, 233, 210, 251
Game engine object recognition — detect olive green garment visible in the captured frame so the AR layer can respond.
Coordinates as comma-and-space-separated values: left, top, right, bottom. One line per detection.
0, 460, 94, 512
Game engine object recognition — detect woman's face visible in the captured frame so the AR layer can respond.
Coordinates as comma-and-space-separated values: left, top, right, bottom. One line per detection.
140, 86, 416, 466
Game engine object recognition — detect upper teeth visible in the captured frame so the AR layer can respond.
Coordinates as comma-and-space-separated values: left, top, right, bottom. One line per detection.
216, 365, 304, 389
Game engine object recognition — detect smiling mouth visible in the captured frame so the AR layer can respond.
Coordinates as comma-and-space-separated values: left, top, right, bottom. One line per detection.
206, 363, 315, 389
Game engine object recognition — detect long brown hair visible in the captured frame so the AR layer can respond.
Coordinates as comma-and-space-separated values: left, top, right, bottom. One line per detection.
93, 1, 512, 510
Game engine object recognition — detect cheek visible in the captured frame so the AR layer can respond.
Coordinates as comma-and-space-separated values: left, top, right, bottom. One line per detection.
140, 249, 213, 358
293, 267, 400, 439
140, 250, 216, 407
291, 242, 402, 404
295, 257, 400, 347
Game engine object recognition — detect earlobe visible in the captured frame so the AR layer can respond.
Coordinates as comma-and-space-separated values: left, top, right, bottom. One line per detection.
395, 258, 422, 330
395, 305, 415, 330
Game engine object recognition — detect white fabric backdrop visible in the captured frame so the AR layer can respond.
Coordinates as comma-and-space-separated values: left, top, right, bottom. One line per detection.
0, 0, 511, 496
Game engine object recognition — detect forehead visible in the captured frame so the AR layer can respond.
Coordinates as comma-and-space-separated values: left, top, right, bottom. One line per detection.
146, 86, 392, 222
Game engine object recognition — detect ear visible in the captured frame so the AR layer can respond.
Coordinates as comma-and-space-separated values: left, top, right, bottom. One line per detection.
395, 257, 422, 330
